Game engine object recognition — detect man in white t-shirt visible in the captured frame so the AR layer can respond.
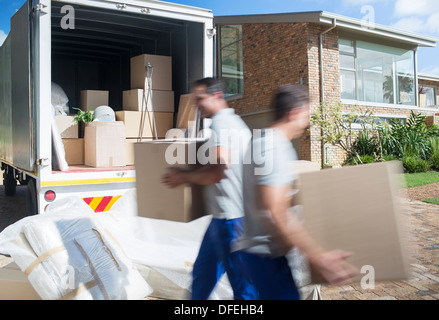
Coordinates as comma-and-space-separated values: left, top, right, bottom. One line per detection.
162, 78, 257, 300
235, 84, 359, 299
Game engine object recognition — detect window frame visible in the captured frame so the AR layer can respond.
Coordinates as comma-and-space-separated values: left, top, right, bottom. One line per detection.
217, 24, 244, 99
422, 86, 437, 106
339, 37, 417, 108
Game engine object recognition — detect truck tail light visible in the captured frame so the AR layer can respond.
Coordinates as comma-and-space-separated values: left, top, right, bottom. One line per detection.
44, 190, 56, 202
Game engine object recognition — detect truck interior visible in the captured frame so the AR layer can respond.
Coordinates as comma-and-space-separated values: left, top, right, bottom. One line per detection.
51, 1, 205, 124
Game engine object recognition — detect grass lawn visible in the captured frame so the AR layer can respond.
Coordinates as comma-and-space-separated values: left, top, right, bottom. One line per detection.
402, 170, 439, 204
402, 170, 439, 188
424, 198, 439, 205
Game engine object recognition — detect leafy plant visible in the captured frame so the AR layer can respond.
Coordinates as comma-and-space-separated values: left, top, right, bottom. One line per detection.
374, 111, 439, 160
401, 156, 430, 173
311, 102, 373, 164
72, 107, 94, 123
352, 130, 380, 158
428, 137, 439, 170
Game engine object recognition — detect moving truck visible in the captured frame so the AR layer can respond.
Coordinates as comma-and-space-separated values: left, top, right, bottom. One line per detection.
0, 0, 214, 214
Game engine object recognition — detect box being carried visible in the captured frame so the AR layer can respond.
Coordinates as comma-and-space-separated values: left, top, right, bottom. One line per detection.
296, 161, 410, 284
134, 140, 206, 222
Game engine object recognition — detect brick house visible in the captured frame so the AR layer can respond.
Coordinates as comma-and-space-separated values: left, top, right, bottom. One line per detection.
213, 11, 439, 166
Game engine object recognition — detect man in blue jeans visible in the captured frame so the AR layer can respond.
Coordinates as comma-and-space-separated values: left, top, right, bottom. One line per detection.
162, 78, 257, 300
235, 84, 359, 299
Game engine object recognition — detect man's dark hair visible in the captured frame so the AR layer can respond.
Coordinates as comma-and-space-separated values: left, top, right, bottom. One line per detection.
272, 84, 309, 121
193, 77, 227, 94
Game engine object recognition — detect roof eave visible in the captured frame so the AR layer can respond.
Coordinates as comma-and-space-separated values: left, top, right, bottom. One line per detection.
214, 11, 437, 48
320, 12, 437, 48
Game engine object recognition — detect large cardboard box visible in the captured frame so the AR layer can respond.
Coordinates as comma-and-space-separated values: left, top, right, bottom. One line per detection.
115, 111, 173, 139
176, 94, 196, 129
62, 138, 84, 165
80, 90, 109, 111
123, 89, 174, 113
130, 54, 172, 91
55, 115, 78, 138
134, 140, 205, 222
125, 138, 153, 166
296, 162, 410, 284
0, 260, 40, 300
84, 121, 126, 167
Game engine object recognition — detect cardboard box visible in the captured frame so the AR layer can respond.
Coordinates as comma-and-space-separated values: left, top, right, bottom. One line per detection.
0, 261, 40, 300
62, 138, 84, 165
115, 111, 173, 139
80, 90, 109, 111
126, 138, 153, 166
296, 162, 410, 284
176, 94, 196, 129
84, 121, 126, 168
130, 54, 172, 91
134, 140, 205, 222
55, 115, 78, 138
123, 89, 174, 113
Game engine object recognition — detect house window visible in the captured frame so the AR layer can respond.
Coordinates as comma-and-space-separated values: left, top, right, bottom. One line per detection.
423, 86, 437, 106
339, 38, 416, 106
218, 25, 244, 97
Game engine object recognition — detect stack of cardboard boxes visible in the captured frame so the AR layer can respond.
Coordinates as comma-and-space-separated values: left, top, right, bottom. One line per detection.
118, 54, 175, 165
80, 90, 127, 168
56, 115, 80, 165
57, 89, 127, 168
128, 55, 205, 222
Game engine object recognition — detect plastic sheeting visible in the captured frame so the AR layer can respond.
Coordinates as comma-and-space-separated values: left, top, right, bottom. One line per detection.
51, 82, 69, 116
51, 105, 69, 172
0, 190, 320, 300
0, 197, 152, 300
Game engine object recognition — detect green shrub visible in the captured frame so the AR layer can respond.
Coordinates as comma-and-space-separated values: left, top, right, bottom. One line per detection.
360, 154, 375, 164
353, 131, 379, 157
382, 155, 399, 162
428, 137, 439, 170
344, 154, 376, 166
401, 156, 430, 173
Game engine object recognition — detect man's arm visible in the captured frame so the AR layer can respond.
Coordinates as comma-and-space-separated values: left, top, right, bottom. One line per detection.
258, 184, 359, 285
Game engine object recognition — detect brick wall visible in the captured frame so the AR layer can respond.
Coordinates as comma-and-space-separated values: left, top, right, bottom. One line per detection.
226, 21, 439, 167
306, 24, 340, 165
227, 22, 339, 165
228, 22, 309, 115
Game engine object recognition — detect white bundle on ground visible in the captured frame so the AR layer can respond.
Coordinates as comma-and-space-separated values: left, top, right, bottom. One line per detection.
0, 192, 317, 300
93, 191, 233, 300
0, 198, 152, 300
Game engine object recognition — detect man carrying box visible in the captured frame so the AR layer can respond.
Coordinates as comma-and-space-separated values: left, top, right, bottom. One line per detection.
234, 84, 359, 299
161, 78, 258, 300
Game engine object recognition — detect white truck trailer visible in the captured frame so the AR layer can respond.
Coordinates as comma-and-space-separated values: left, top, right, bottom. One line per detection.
0, 0, 214, 214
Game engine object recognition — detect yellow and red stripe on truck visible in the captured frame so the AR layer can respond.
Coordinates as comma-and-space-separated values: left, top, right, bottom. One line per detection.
83, 195, 122, 213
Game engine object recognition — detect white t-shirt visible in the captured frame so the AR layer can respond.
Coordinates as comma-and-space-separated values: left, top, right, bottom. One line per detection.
235, 128, 299, 257
202, 108, 251, 220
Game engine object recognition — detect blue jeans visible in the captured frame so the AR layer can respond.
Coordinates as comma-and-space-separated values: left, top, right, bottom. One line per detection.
191, 218, 258, 300
240, 251, 300, 300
